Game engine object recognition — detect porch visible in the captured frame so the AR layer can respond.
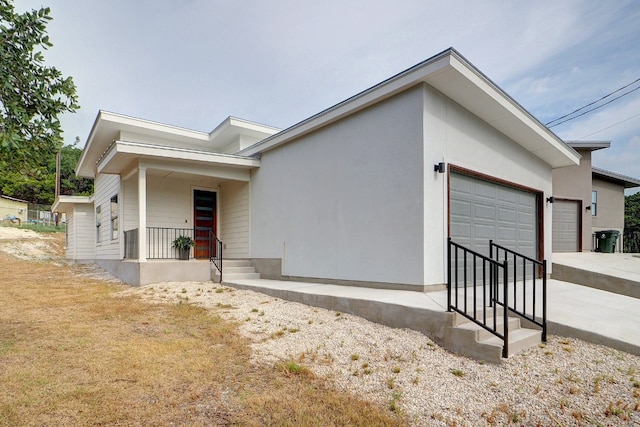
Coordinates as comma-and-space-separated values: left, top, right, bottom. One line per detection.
123, 226, 222, 278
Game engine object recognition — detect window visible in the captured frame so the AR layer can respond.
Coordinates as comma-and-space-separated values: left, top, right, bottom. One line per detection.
110, 194, 119, 240
96, 205, 102, 242
591, 190, 597, 216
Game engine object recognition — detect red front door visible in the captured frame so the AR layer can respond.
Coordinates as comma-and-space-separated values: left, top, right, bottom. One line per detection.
193, 190, 216, 259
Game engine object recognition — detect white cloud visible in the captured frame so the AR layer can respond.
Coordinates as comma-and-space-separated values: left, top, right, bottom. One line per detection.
13, 0, 640, 163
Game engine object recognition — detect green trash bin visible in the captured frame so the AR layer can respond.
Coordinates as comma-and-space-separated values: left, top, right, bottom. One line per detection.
596, 230, 619, 253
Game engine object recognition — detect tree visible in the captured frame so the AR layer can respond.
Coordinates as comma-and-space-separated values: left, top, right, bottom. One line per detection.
0, 0, 78, 182
56, 143, 93, 197
0, 142, 93, 205
624, 192, 640, 252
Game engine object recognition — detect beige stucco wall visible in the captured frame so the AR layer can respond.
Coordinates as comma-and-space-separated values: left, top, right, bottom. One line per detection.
592, 178, 624, 232
552, 149, 592, 251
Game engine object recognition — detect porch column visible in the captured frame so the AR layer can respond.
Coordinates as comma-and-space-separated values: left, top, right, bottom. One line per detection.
138, 166, 147, 262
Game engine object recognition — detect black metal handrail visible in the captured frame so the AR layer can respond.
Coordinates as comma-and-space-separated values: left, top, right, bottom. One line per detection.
124, 228, 138, 259
448, 238, 510, 357
146, 227, 195, 259
209, 230, 222, 281
623, 230, 639, 253
489, 240, 547, 342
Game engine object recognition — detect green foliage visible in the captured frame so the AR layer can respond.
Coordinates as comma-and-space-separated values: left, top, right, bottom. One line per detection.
0, 143, 92, 204
0, 0, 80, 202
56, 144, 93, 196
172, 235, 195, 249
625, 192, 640, 233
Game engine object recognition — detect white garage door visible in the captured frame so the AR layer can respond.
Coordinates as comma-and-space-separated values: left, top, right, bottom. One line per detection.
552, 200, 580, 252
449, 172, 537, 259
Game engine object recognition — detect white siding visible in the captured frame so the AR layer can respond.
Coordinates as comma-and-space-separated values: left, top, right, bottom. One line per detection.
123, 176, 138, 233
147, 177, 192, 228
74, 204, 96, 260
251, 86, 425, 285
65, 210, 76, 260
94, 174, 121, 259
220, 181, 250, 258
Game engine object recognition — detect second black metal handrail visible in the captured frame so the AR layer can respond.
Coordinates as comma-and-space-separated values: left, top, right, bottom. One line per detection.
489, 240, 547, 342
448, 238, 510, 357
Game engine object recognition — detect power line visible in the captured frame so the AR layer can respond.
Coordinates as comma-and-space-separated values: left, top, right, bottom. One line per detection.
548, 85, 640, 128
545, 77, 640, 127
577, 111, 640, 139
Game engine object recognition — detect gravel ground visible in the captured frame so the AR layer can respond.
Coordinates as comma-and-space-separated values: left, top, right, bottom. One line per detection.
122, 280, 640, 426
3, 226, 638, 425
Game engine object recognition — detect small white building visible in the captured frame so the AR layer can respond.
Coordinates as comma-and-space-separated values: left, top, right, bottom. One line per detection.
0, 195, 28, 224
54, 48, 580, 287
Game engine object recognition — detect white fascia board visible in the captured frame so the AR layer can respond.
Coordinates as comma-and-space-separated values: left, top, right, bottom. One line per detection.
427, 53, 580, 168
240, 48, 580, 169
97, 140, 260, 175
78, 111, 212, 178
52, 195, 93, 213
100, 111, 210, 140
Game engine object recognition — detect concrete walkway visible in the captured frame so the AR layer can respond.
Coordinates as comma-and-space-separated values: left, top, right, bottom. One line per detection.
224, 254, 640, 357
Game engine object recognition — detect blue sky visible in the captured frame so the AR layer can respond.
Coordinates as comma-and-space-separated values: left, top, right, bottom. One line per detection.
18, 0, 640, 190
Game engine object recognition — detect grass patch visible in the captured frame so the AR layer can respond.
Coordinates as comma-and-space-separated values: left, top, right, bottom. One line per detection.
0, 235, 406, 427
451, 369, 464, 377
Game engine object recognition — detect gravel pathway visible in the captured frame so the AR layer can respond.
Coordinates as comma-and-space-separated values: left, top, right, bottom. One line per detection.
121, 281, 640, 426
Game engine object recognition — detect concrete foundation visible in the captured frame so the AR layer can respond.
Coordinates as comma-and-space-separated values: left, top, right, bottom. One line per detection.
551, 263, 640, 299
249, 257, 444, 293
96, 259, 212, 287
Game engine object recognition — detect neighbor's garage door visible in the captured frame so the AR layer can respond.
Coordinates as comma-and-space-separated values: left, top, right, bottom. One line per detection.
552, 200, 580, 252
449, 172, 537, 259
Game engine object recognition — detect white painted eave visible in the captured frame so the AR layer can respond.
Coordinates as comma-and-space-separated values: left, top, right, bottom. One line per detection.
77, 111, 277, 178
239, 48, 580, 169
97, 140, 261, 175
52, 195, 93, 213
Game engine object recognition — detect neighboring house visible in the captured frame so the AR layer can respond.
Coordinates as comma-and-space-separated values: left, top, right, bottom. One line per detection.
0, 195, 28, 224
54, 48, 580, 287
551, 141, 640, 252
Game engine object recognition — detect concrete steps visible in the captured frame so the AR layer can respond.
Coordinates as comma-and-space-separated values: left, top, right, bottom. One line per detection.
449, 308, 542, 362
218, 259, 261, 281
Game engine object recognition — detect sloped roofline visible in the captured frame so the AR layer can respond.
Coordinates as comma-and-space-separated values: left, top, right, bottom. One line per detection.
239, 47, 580, 168
592, 166, 640, 188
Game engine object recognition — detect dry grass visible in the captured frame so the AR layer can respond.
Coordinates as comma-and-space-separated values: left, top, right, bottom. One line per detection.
0, 234, 405, 426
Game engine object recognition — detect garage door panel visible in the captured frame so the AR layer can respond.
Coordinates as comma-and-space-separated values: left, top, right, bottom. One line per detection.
450, 173, 538, 259
475, 204, 496, 220
450, 199, 471, 217
552, 200, 579, 252
498, 207, 517, 223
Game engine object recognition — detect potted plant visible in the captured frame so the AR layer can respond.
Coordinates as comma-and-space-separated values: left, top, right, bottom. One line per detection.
172, 235, 194, 260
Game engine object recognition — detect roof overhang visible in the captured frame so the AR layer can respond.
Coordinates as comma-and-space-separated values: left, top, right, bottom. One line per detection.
240, 48, 580, 169
566, 141, 611, 152
52, 195, 93, 213
592, 167, 640, 188
97, 140, 260, 178
1, 195, 29, 204
77, 111, 277, 178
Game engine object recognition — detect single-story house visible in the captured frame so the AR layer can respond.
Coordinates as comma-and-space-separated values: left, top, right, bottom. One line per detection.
54, 48, 581, 288
0, 195, 28, 224
551, 141, 640, 252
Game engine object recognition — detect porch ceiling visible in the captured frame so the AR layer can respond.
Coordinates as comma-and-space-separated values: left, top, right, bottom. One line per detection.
98, 140, 260, 181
